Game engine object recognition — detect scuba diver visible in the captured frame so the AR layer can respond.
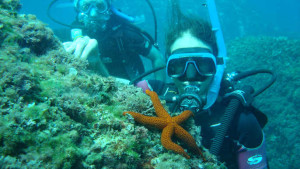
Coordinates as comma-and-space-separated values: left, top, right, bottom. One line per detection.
135, 0, 275, 168
60, 0, 165, 81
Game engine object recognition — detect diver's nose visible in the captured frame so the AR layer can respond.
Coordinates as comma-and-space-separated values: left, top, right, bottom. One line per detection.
185, 63, 197, 79
89, 8, 98, 17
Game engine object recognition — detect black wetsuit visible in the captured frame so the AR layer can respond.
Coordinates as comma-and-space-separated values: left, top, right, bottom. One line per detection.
147, 79, 267, 169
86, 13, 152, 81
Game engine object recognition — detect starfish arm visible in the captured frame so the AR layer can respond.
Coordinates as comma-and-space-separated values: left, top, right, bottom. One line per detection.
123, 111, 168, 129
161, 124, 190, 159
145, 90, 171, 118
173, 110, 194, 124
174, 124, 206, 161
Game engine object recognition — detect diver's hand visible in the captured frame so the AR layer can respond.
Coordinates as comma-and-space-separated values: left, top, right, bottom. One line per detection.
63, 36, 98, 60
63, 36, 110, 77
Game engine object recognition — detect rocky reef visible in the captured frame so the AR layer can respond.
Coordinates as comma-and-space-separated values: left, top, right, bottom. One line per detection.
227, 36, 300, 169
1, 0, 298, 168
0, 0, 223, 168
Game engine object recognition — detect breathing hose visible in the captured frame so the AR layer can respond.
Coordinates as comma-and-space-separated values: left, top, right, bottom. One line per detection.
47, 0, 79, 28
210, 69, 276, 156
231, 69, 276, 97
129, 65, 166, 85
210, 98, 240, 156
145, 0, 158, 46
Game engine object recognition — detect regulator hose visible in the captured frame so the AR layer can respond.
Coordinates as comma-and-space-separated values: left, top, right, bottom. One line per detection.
130, 65, 166, 85
210, 98, 240, 156
210, 69, 276, 156
145, 0, 158, 46
47, 0, 78, 28
231, 69, 277, 97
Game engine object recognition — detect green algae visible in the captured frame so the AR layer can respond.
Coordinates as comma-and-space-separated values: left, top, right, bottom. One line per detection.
23, 102, 50, 119
0, 2, 188, 167
1, 1, 298, 168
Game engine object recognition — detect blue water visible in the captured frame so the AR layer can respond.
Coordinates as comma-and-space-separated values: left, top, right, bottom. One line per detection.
20, 0, 300, 44
20, 0, 76, 29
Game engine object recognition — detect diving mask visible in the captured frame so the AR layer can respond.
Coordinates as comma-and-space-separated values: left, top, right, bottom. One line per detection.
76, 0, 111, 32
76, 0, 111, 22
167, 47, 217, 80
76, 0, 110, 15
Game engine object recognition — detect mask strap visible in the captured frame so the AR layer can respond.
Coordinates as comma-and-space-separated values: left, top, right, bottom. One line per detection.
170, 47, 212, 55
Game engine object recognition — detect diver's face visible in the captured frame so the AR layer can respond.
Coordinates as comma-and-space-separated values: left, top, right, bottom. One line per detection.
77, 0, 111, 32
170, 31, 214, 94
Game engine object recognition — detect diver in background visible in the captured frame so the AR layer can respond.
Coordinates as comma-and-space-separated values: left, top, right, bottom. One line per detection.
63, 0, 165, 82
136, 0, 270, 168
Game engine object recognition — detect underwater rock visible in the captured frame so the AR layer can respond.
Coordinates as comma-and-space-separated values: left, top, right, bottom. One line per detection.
16, 14, 61, 55
0, 0, 21, 11
227, 36, 300, 169
0, 2, 60, 56
0, 1, 223, 168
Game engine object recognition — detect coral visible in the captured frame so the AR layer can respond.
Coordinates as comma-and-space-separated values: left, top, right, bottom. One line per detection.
124, 90, 205, 160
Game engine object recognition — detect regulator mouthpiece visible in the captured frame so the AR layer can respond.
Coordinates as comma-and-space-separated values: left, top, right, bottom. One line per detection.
178, 85, 205, 114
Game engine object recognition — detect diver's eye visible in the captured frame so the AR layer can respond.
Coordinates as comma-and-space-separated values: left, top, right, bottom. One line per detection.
81, 4, 90, 12
96, 3, 107, 11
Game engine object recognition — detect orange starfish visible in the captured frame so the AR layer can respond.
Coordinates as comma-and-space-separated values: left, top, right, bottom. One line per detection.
123, 90, 206, 160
